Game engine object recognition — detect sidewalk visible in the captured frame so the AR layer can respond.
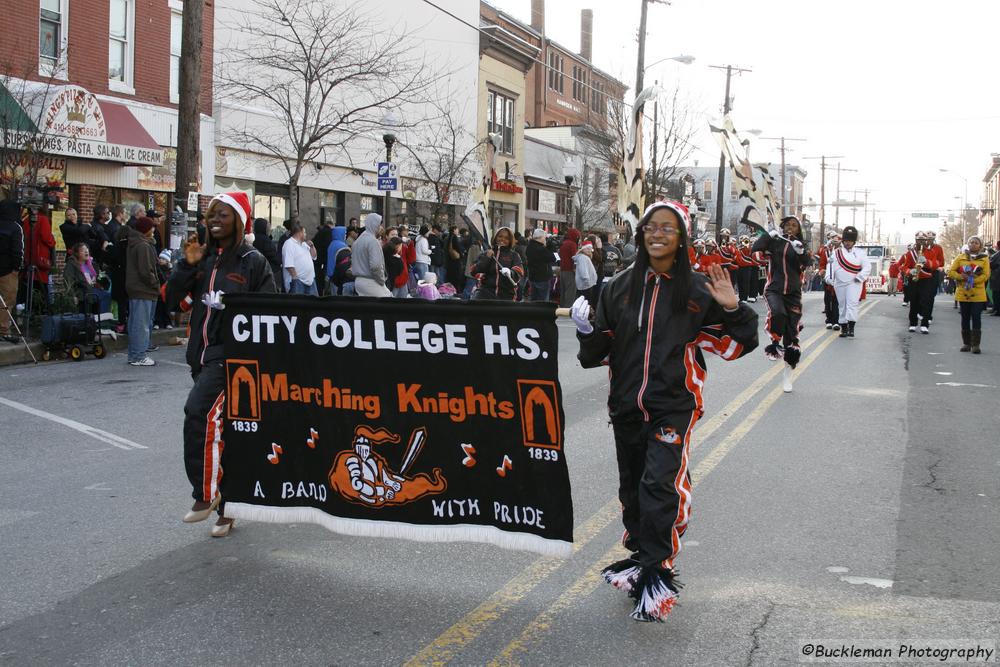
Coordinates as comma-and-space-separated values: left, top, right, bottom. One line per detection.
0, 328, 187, 367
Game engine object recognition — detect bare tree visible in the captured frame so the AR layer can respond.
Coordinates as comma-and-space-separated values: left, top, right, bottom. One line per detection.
396, 95, 481, 225
216, 0, 439, 217
644, 84, 699, 207
938, 207, 980, 262
0, 52, 68, 199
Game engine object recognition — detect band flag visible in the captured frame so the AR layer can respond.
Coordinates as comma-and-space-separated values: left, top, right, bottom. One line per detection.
219, 294, 572, 557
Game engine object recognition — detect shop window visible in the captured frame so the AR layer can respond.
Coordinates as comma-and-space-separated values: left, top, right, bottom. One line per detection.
703, 180, 713, 201
39, 0, 68, 78
169, 9, 182, 103
359, 195, 382, 217
254, 194, 287, 232
109, 0, 135, 93
590, 80, 605, 114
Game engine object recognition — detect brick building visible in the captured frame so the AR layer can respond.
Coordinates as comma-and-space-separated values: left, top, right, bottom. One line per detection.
980, 155, 1000, 246
1, 0, 215, 249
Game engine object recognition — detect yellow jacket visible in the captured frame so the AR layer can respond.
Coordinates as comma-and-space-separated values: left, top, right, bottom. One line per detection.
947, 253, 991, 302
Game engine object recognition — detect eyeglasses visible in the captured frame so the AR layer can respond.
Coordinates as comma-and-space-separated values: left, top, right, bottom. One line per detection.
643, 224, 679, 236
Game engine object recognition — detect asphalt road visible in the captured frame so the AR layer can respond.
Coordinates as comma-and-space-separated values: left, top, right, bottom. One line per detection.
1, 292, 998, 666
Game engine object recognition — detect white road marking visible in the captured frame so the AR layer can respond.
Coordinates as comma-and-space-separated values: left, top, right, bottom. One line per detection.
84, 483, 112, 490
935, 382, 996, 388
158, 359, 190, 369
0, 397, 148, 450
840, 575, 894, 589
827, 566, 850, 573
934, 372, 953, 376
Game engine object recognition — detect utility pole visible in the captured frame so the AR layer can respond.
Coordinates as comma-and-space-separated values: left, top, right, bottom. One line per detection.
648, 82, 658, 208
833, 163, 857, 227
804, 155, 845, 246
759, 136, 806, 215
174, 0, 205, 224
633, 0, 669, 209
709, 64, 751, 242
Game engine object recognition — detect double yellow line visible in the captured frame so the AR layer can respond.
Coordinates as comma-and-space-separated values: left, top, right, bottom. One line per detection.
406, 300, 879, 667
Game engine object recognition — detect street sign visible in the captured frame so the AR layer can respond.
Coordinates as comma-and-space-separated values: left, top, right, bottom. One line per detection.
187, 191, 199, 212
911, 212, 938, 218
377, 162, 398, 178
377, 177, 397, 191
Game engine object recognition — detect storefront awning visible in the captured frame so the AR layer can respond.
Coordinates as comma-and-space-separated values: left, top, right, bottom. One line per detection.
1, 82, 163, 166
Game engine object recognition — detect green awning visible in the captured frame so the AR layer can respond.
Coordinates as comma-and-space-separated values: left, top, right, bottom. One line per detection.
0, 82, 40, 133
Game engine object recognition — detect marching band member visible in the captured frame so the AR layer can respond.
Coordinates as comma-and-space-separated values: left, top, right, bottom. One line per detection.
735, 235, 757, 303
751, 216, 812, 377
718, 228, 739, 285
947, 235, 991, 353
817, 232, 841, 330
826, 226, 869, 338
898, 231, 943, 333
167, 192, 276, 537
573, 200, 758, 622
924, 230, 945, 324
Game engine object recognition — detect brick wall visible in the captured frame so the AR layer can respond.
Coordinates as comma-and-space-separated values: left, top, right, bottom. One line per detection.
2, 0, 213, 116
76, 184, 97, 223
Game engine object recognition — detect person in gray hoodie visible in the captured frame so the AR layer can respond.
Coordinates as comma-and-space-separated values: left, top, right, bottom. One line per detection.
351, 213, 391, 297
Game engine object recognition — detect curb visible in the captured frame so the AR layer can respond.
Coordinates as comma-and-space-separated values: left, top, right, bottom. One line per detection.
0, 328, 187, 368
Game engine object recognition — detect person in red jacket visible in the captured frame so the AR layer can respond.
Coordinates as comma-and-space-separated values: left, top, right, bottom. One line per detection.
559, 228, 581, 306
21, 210, 57, 305
897, 231, 943, 333
887, 254, 899, 296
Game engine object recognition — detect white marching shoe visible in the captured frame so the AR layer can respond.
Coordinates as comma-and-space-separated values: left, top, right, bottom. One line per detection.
782, 366, 794, 393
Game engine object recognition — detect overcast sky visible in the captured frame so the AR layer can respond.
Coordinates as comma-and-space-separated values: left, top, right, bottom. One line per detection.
489, 0, 999, 240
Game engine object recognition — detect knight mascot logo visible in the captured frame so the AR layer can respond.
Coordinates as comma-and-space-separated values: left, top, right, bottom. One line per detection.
328, 425, 446, 507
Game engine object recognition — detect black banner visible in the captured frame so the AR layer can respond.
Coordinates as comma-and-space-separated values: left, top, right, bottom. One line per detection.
219, 295, 572, 556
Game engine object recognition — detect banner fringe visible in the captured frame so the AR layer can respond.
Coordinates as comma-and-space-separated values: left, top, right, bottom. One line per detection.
224, 503, 572, 558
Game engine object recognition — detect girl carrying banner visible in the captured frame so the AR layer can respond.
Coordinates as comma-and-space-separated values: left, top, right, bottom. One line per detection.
573, 201, 758, 622
166, 192, 276, 537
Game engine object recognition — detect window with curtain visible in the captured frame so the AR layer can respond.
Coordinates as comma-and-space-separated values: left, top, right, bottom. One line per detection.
39, 0, 62, 62
109, 0, 131, 84
169, 11, 183, 103
487, 90, 516, 157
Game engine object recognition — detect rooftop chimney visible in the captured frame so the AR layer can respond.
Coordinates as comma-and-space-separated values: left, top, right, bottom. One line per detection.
580, 9, 593, 62
531, 0, 545, 33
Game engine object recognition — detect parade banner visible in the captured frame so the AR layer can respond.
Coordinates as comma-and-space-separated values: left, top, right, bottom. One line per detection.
219, 294, 572, 556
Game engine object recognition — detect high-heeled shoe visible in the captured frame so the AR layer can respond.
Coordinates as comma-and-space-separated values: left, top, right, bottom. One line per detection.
211, 517, 235, 537
183, 495, 220, 523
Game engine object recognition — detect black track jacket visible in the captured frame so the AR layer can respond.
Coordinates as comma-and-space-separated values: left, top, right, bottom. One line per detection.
578, 267, 758, 422
167, 240, 275, 372
752, 233, 812, 295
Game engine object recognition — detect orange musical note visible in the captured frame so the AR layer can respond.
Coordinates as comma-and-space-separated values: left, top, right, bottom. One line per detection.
267, 443, 283, 464
496, 455, 513, 478
460, 443, 477, 468
307, 427, 319, 449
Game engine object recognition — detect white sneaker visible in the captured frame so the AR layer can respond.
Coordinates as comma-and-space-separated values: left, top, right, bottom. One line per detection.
129, 357, 156, 367
832, 324, 841, 331
908, 326, 916, 332
920, 326, 929, 334
825, 324, 833, 330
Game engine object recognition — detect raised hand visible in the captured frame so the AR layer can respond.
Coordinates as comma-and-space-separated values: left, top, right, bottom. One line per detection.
705, 263, 739, 310
184, 234, 205, 266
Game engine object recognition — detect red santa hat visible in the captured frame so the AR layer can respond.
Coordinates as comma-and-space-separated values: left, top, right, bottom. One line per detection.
210, 192, 253, 240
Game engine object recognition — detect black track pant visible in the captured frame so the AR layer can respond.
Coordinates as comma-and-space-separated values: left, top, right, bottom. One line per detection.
823, 285, 839, 325
909, 279, 937, 327
613, 413, 698, 570
737, 267, 754, 302
765, 290, 802, 347
183, 361, 226, 503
